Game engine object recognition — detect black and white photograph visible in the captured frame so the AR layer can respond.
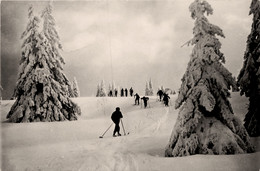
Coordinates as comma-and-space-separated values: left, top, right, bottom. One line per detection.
1, 0, 259, 170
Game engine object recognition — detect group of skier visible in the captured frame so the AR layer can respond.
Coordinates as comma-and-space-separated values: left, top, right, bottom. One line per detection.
133, 90, 170, 108
157, 89, 170, 106
109, 89, 172, 137
108, 87, 134, 97
120, 87, 134, 97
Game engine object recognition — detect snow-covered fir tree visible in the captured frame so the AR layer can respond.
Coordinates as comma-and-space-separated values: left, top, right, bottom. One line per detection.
145, 81, 150, 96
97, 80, 107, 97
111, 81, 115, 96
237, 0, 260, 137
0, 84, 3, 101
165, 0, 254, 157
148, 78, 154, 96
108, 83, 112, 96
145, 79, 154, 96
41, 2, 74, 98
6, 4, 81, 122
96, 83, 100, 97
160, 86, 165, 93
72, 77, 80, 97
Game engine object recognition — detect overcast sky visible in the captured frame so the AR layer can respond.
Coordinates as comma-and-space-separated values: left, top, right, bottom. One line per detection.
1, 0, 252, 99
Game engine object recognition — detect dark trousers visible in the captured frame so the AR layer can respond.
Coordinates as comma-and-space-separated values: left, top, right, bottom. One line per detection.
113, 123, 120, 135
135, 99, 139, 105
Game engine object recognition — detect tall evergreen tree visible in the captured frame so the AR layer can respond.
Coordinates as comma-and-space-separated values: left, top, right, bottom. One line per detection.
7, 4, 80, 122
237, 0, 260, 137
41, 2, 74, 98
165, 0, 254, 157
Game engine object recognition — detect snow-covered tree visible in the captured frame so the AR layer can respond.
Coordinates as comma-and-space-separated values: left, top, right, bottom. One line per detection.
96, 80, 107, 97
165, 0, 254, 157
237, 0, 260, 137
96, 83, 100, 97
145, 79, 154, 96
72, 77, 80, 97
149, 78, 154, 96
41, 2, 74, 98
145, 81, 150, 96
161, 86, 165, 93
111, 81, 115, 96
0, 84, 3, 101
7, 4, 81, 122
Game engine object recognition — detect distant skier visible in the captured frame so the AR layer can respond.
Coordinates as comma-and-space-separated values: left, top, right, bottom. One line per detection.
125, 88, 128, 97
109, 90, 113, 97
111, 107, 123, 137
115, 89, 118, 97
130, 87, 134, 97
134, 93, 140, 105
121, 88, 124, 97
163, 93, 170, 106
141, 96, 149, 108
157, 89, 164, 101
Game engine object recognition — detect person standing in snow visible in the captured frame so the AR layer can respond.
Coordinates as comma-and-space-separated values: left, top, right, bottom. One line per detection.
111, 107, 123, 137
141, 96, 149, 108
115, 89, 118, 97
157, 89, 164, 101
125, 88, 128, 97
121, 88, 124, 97
109, 90, 113, 97
163, 93, 170, 106
130, 87, 134, 97
134, 93, 140, 105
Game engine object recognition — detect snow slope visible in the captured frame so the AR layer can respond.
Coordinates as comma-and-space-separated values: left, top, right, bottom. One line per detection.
1, 93, 259, 171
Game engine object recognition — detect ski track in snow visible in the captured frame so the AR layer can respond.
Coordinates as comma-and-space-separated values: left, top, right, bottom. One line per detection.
1, 94, 260, 171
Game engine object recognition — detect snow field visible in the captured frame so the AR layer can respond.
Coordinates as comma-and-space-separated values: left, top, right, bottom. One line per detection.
1, 93, 260, 171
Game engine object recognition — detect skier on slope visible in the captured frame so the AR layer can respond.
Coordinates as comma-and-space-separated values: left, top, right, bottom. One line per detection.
134, 93, 140, 105
130, 87, 134, 97
115, 89, 118, 97
121, 88, 124, 97
163, 93, 170, 106
141, 96, 149, 108
111, 107, 123, 137
125, 88, 128, 97
157, 89, 164, 101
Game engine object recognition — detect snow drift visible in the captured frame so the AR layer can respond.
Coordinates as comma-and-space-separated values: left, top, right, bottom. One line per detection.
1, 94, 259, 171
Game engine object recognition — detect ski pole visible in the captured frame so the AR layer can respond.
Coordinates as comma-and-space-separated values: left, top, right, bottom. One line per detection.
99, 123, 113, 138
121, 119, 126, 135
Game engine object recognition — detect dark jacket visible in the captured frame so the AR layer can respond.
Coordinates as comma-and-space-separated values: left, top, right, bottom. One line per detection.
111, 111, 123, 124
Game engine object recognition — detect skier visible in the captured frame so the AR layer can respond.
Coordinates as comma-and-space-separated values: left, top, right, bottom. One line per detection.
121, 88, 124, 97
125, 88, 128, 97
115, 89, 118, 97
130, 87, 134, 97
111, 107, 123, 137
157, 89, 164, 101
109, 90, 113, 97
134, 93, 140, 105
141, 96, 149, 108
163, 93, 170, 106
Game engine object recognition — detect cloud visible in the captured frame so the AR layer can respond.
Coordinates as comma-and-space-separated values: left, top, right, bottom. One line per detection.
1, 0, 253, 98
